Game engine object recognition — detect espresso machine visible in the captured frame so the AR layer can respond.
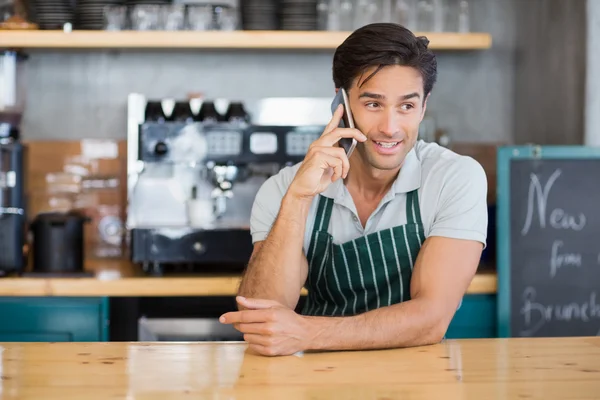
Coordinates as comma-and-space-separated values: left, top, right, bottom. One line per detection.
126, 94, 323, 275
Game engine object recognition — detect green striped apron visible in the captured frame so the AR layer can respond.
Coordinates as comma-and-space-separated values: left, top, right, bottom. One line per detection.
302, 189, 425, 316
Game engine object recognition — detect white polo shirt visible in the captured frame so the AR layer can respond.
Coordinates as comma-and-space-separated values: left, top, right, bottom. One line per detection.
250, 140, 488, 253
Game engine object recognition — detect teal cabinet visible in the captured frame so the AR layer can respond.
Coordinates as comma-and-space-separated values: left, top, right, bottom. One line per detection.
0, 297, 109, 342
445, 294, 497, 339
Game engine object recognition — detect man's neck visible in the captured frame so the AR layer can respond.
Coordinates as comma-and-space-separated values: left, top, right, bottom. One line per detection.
344, 155, 400, 202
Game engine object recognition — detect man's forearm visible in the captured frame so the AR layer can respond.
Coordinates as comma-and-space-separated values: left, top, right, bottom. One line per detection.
238, 194, 312, 309
306, 298, 449, 351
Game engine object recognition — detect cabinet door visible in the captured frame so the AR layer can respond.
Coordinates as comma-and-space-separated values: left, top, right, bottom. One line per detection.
0, 297, 109, 342
445, 294, 497, 339
0, 332, 73, 341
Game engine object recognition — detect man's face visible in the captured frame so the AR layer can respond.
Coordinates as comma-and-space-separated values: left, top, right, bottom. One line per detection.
347, 65, 427, 171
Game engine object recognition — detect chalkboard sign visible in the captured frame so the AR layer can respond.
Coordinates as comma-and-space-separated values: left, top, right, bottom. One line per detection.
497, 146, 600, 338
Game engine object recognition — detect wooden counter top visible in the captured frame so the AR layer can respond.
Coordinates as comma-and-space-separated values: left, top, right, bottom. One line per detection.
0, 260, 497, 297
0, 337, 598, 399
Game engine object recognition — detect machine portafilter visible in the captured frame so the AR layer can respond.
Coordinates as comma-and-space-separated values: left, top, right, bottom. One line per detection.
208, 163, 238, 218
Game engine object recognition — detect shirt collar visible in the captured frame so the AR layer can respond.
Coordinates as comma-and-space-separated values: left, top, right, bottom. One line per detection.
391, 146, 421, 194
320, 145, 422, 202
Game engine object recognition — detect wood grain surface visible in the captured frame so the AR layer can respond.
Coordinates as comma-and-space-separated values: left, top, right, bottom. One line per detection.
0, 337, 598, 399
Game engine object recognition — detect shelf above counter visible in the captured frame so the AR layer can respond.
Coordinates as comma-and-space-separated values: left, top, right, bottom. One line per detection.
0, 30, 492, 50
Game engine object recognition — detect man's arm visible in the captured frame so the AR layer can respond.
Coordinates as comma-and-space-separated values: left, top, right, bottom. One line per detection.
307, 236, 482, 350
237, 107, 365, 311
237, 193, 311, 310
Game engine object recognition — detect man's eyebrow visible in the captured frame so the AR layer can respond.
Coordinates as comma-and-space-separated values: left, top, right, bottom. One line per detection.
358, 92, 385, 100
400, 92, 420, 101
357, 92, 421, 101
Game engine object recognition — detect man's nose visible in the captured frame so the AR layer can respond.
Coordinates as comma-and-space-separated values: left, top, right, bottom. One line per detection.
378, 110, 400, 137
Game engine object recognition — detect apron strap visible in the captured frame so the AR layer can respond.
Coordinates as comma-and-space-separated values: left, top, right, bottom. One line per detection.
307, 195, 334, 262
405, 189, 423, 226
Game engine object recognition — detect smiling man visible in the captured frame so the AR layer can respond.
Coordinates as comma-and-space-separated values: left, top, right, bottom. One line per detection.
220, 23, 488, 356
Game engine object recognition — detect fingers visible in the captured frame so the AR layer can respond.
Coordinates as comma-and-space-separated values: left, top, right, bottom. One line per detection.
323, 104, 344, 135
315, 152, 344, 181
248, 344, 277, 357
243, 333, 272, 347
236, 296, 283, 310
318, 127, 367, 148
236, 322, 276, 335
308, 147, 349, 180
219, 309, 275, 324
221, 297, 287, 324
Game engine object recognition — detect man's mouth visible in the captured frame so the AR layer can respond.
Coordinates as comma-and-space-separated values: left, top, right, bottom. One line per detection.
374, 141, 400, 148
370, 139, 405, 155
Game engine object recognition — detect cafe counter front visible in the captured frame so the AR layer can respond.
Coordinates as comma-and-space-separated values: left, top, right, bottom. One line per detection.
0, 260, 498, 342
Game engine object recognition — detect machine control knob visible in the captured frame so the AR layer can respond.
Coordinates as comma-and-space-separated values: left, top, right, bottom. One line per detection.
154, 141, 168, 156
193, 242, 206, 254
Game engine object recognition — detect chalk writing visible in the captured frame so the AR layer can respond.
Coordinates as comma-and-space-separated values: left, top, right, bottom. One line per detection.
521, 170, 586, 236
549, 208, 586, 231
520, 287, 600, 336
550, 240, 582, 278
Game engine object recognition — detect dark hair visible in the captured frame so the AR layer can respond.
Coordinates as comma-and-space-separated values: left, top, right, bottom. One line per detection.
332, 23, 437, 99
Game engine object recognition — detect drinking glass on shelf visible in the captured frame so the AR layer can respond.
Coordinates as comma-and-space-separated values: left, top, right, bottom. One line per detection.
104, 5, 127, 31
0, 1, 12, 24
186, 5, 213, 31
458, 0, 470, 32
380, 0, 393, 23
432, 0, 444, 32
131, 5, 160, 31
214, 5, 238, 31
416, 0, 434, 31
160, 4, 185, 31
339, 0, 354, 31
441, 0, 457, 31
393, 0, 416, 30
317, 0, 343, 31
354, 0, 381, 29
317, 0, 330, 30
439, 0, 469, 32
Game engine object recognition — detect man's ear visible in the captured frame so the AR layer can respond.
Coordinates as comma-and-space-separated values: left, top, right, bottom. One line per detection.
335, 88, 339, 94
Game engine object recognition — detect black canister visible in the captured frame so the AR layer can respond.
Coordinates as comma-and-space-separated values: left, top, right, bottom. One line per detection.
30, 211, 89, 274
0, 140, 25, 274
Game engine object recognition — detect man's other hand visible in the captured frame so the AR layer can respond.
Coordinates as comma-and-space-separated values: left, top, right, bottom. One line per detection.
219, 296, 318, 356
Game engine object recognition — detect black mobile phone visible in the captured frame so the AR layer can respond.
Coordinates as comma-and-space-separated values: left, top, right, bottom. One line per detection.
330, 88, 357, 157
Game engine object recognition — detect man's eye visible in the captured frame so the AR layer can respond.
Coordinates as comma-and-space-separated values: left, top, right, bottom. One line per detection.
401, 104, 414, 111
366, 102, 380, 109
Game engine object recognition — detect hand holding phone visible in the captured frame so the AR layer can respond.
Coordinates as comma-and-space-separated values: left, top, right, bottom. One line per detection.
330, 88, 358, 158
287, 99, 367, 200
